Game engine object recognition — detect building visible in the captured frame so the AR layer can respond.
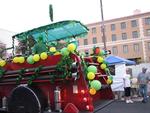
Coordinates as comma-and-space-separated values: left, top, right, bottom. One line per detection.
77, 11, 150, 63
0, 41, 6, 58
0, 28, 16, 58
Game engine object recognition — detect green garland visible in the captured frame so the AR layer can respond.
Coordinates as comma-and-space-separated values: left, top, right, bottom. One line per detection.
0, 68, 6, 78
56, 55, 73, 79
16, 68, 25, 84
27, 66, 43, 85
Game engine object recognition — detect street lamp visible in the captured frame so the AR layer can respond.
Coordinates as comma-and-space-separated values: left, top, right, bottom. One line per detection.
100, 0, 107, 50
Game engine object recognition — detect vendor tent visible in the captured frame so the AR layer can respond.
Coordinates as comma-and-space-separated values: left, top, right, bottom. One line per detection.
105, 55, 136, 65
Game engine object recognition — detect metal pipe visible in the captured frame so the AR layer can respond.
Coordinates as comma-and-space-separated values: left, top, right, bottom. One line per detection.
100, 0, 107, 50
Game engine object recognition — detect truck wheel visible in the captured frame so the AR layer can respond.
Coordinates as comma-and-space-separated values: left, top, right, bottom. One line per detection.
8, 85, 41, 113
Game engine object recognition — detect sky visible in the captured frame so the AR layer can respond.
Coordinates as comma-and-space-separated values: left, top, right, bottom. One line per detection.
0, 0, 150, 46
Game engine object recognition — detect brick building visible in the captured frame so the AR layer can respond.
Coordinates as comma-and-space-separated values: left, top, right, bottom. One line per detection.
78, 11, 150, 63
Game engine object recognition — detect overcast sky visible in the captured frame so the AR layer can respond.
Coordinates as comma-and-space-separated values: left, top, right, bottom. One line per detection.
0, 0, 150, 32
0, 0, 150, 47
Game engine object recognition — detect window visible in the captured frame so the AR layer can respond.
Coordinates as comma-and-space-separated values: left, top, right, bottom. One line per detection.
145, 17, 150, 25
112, 46, 118, 55
146, 29, 150, 36
122, 33, 127, 40
132, 31, 139, 38
121, 22, 126, 29
123, 45, 128, 53
112, 34, 117, 41
133, 43, 140, 52
148, 42, 150, 50
131, 20, 138, 27
92, 27, 96, 34
84, 39, 88, 45
92, 37, 97, 44
111, 24, 115, 31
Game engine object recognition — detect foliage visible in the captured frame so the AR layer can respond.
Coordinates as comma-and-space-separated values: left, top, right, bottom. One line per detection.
56, 55, 73, 79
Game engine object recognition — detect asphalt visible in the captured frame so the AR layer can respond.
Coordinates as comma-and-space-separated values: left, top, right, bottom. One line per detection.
0, 97, 149, 113
94, 97, 150, 113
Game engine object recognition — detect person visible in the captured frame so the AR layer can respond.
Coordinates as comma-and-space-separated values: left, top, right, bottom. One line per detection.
123, 69, 133, 103
131, 77, 139, 97
137, 67, 149, 103
32, 36, 48, 54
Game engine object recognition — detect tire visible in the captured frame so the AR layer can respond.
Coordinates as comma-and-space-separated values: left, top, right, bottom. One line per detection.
8, 85, 42, 113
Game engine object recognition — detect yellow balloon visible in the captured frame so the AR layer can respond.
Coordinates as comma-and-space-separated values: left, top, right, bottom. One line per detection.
13, 57, 19, 63
89, 88, 96, 95
49, 47, 56, 53
106, 78, 112, 85
67, 43, 76, 52
54, 51, 61, 55
33, 54, 40, 62
19, 57, 25, 63
97, 56, 104, 63
40, 52, 48, 60
0, 60, 6, 67
100, 63, 107, 70
87, 72, 95, 80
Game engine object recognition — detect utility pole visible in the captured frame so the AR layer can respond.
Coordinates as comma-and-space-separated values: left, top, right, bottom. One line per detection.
100, 0, 107, 50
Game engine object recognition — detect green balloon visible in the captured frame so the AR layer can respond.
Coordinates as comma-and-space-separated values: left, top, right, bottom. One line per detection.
90, 80, 101, 91
87, 65, 97, 74
61, 47, 70, 56
27, 55, 35, 64
100, 50, 105, 56
104, 68, 109, 72
109, 75, 113, 80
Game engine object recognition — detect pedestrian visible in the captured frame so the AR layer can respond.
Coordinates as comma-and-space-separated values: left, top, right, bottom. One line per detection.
131, 77, 138, 97
123, 69, 133, 103
137, 67, 149, 103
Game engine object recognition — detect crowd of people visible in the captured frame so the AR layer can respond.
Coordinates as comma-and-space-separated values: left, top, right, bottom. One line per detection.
114, 67, 150, 104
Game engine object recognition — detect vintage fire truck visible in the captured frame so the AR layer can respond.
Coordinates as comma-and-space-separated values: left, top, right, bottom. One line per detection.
0, 20, 114, 113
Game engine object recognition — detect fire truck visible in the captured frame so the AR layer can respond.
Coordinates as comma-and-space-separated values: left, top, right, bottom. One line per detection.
0, 20, 114, 113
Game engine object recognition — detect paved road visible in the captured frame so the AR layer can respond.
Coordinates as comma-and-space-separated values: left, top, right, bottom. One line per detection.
94, 97, 150, 113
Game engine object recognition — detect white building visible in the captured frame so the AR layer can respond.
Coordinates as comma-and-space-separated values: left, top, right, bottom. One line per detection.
0, 28, 16, 57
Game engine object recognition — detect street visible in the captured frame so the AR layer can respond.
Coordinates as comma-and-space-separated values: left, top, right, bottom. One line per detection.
94, 97, 150, 113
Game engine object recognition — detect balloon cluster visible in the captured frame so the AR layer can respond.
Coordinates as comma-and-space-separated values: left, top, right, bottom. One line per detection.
26, 52, 48, 64
49, 43, 76, 56
87, 65, 102, 95
60, 43, 76, 56
11, 43, 77, 65
93, 47, 113, 85
12, 52, 48, 65
93, 47, 106, 56
13, 57, 25, 64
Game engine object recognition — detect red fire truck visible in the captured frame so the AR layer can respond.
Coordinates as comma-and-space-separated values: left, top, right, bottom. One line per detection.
0, 20, 114, 113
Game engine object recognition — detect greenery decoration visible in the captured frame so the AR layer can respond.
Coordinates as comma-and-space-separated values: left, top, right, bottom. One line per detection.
0, 68, 6, 78
28, 66, 43, 85
16, 68, 25, 84
56, 55, 73, 79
